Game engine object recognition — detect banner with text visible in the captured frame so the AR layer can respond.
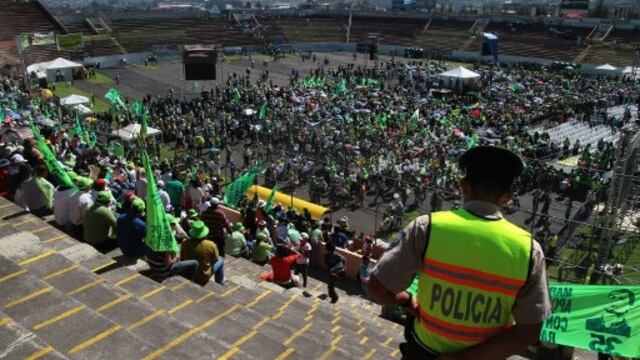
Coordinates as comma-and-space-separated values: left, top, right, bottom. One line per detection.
540, 283, 640, 358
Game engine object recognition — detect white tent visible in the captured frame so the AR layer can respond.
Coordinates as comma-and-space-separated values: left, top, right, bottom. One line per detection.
60, 94, 89, 106
437, 66, 481, 92
32, 57, 84, 82
26, 62, 49, 79
622, 66, 640, 81
595, 64, 617, 71
112, 123, 161, 142
73, 104, 93, 115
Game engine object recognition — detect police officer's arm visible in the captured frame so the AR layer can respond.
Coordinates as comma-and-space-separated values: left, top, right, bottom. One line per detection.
369, 216, 428, 307
437, 241, 551, 360
436, 323, 542, 360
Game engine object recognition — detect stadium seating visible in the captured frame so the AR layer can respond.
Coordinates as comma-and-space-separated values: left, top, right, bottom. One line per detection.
0, 196, 404, 360
414, 19, 474, 51
483, 22, 589, 62
275, 17, 346, 43
0, 2, 63, 65
349, 17, 425, 46
111, 18, 256, 53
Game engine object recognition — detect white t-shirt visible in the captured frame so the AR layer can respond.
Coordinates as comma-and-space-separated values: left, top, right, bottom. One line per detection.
54, 188, 77, 227
68, 191, 94, 226
296, 242, 312, 265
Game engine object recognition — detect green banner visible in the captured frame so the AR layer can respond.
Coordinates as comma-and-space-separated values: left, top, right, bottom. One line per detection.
31, 32, 55, 46
18, 34, 31, 53
223, 164, 261, 207
142, 150, 179, 253
540, 283, 640, 358
56, 33, 83, 51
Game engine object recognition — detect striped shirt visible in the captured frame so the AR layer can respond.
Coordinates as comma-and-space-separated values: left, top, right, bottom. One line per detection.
201, 207, 231, 239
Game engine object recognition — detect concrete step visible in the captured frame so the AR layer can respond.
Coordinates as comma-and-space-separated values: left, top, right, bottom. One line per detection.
0, 312, 68, 360
0, 255, 170, 359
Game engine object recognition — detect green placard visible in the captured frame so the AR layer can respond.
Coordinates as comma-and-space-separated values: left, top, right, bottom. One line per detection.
540, 283, 640, 358
56, 33, 83, 51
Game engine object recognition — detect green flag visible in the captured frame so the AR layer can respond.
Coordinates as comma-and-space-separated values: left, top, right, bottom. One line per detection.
113, 142, 125, 158
467, 132, 478, 148
142, 150, 179, 253
223, 164, 261, 207
377, 113, 388, 128
540, 283, 640, 358
31, 125, 76, 189
510, 82, 521, 92
334, 79, 347, 94
140, 112, 148, 140
258, 101, 267, 120
409, 109, 420, 130
264, 182, 279, 213
131, 100, 144, 118
234, 89, 242, 103
105, 88, 125, 108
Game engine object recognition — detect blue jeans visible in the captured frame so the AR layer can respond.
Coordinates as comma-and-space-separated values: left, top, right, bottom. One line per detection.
170, 260, 199, 281
212, 258, 225, 285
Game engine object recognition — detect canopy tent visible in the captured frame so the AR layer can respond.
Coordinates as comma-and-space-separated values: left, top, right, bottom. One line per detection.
111, 123, 161, 141
622, 66, 640, 81
60, 94, 89, 106
437, 66, 481, 92
595, 64, 617, 71
73, 104, 93, 115
26, 57, 84, 82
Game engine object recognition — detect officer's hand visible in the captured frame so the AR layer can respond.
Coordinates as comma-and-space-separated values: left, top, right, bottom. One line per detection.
407, 297, 419, 318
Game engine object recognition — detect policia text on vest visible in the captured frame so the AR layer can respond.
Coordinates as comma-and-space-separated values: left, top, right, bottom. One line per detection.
429, 283, 504, 325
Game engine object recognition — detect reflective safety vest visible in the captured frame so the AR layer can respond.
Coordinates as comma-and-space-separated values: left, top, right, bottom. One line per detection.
414, 209, 532, 354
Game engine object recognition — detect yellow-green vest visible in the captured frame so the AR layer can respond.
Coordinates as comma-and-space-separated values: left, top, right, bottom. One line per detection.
414, 209, 532, 354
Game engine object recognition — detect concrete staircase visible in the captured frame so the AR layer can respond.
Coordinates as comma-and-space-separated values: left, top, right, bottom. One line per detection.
0, 196, 403, 359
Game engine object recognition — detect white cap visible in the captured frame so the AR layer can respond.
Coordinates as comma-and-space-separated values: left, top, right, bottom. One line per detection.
10, 154, 26, 164
211, 197, 221, 205
157, 180, 165, 187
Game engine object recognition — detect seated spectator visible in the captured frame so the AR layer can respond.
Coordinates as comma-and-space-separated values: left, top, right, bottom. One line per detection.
252, 232, 273, 265
329, 230, 349, 249
68, 177, 94, 238
256, 220, 271, 242
20, 165, 55, 216
225, 222, 249, 258
145, 241, 198, 282
201, 197, 232, 257
117, 198, 147, 258
54, 181, 77, 228
267, 243, 300, 289
83, 190, 117, 253
181, 220, 224, 286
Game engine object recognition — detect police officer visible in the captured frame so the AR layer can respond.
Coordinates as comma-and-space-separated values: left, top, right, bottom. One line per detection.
369, 146, 551, 360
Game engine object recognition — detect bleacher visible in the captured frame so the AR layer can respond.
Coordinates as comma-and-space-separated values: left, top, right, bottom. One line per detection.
111, 18, 256, 53
349, 17, 426, 46
275, 17, 346, 43
0, 196, 404, 360
0, 1, 64, 65
484, 22, 588, 62
537, 120, 619, 149
413, 19, 474, 51
583, 28, 640, 66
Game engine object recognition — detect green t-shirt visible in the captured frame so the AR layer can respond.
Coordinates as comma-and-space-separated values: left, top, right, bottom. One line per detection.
83, 204, 117, 246
225, 231, 247, 256
252, 242, 273, 264
165, 179, 184, 207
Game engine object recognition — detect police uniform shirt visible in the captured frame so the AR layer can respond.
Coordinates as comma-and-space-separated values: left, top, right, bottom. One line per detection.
372, 200, 552, 325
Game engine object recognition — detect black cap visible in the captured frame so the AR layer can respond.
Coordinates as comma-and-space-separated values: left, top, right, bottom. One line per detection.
458, 146, 524, 187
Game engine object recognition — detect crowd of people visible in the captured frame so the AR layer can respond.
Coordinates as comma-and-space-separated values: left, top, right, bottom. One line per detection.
1, 54, 639, 294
